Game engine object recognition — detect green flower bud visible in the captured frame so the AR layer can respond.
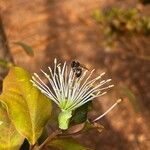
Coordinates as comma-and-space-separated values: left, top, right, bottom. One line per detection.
58, 110, 72, 130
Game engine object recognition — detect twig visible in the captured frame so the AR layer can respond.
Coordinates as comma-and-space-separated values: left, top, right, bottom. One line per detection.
39, 129, 62, 150
0, 14, 14, 91
58, 130, 83, 138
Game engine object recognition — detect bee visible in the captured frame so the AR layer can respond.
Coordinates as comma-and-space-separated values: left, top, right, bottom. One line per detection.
71, 60, 88, 77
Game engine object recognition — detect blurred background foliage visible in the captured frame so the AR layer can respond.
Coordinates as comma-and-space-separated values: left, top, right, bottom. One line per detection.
0, 0, 150, 149
92, 7, 150, 50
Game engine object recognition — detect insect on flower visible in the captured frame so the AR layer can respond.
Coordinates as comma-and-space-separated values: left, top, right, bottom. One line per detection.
71, 60, 89, 78
31, 58, 114, 130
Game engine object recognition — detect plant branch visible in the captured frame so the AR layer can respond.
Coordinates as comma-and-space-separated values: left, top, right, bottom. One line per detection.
39, 129, 62, 150
58, 130, 83, 137
0, 14, 14, 91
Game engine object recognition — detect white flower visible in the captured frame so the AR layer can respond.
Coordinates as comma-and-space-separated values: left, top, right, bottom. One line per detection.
31, 58, 114, 129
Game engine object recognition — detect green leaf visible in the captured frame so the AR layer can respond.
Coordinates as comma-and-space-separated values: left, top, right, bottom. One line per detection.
49, 138, 90, 150
70, 101, 92, 125
13, 42, 34, 57
0, 59, 13, 68
0, 103, 24, 150
0, 59, 9, 68
0, 67, 52, 145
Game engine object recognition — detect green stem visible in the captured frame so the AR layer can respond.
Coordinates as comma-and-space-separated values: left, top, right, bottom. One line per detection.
58, 110, 72, 130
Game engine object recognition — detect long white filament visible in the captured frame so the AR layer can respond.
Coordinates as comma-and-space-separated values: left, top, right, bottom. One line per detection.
93, 99, 122, 122
31, 58, 114, 111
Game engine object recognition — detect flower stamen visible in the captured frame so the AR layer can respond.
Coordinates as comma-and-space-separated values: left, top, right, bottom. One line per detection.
92, 99, 123, 122
31, 58, 115, 130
